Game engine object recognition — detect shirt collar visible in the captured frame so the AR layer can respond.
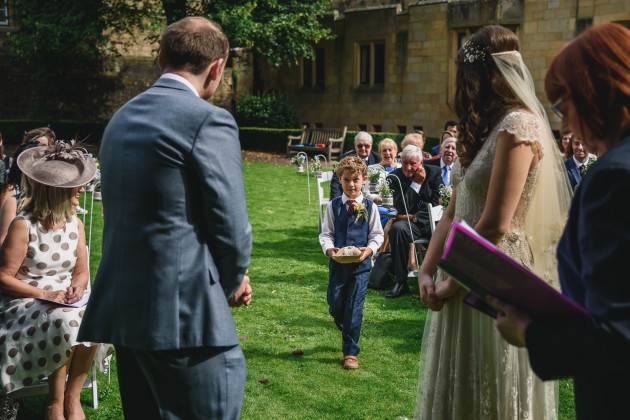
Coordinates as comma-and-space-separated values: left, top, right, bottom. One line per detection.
160, 73, 199, 97
572, 155, 589, 168
342, 193, 364, 205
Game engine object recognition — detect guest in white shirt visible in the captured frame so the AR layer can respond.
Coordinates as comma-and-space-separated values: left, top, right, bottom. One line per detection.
425, 136, 458, 187
564, 135, 596, 190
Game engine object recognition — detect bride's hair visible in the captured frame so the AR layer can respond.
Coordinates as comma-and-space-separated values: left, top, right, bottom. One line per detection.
454, 25, 523, 168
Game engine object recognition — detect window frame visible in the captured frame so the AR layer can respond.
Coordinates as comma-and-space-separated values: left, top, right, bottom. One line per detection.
301, 47, 325, 90
0, 0, 9, 26
356, 40, 385, 88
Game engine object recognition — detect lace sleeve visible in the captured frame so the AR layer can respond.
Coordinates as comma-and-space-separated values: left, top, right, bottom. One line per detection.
497, 110, 544, 145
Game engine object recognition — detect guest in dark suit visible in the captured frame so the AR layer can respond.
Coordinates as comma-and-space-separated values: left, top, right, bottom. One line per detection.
385, 145, 442, 298
78, 17, 253, 419
424, 136, 458, 187
330, 131, 380, 199
490, 23, 630, 420
564, 135, 596, 191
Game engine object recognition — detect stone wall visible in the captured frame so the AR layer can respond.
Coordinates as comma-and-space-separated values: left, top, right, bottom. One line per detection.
262, 0, 630, 138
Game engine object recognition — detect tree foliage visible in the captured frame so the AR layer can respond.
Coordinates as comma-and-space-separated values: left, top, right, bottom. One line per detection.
7, 0, 156, 68
7, 0, 335, 70
203, 0, 335, 66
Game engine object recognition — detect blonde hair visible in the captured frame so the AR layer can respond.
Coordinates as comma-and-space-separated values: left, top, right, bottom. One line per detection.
20, 182, 74, 227
378, 138, 398, 155
401, 132, 425, 150
335, 156, 368, 178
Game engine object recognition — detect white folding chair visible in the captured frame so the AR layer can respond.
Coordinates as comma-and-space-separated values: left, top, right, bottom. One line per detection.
317, 171, 334, 232
411, 203, 444, 273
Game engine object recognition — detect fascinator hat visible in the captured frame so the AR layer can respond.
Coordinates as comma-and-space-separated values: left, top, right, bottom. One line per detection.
17, 142, 96, 188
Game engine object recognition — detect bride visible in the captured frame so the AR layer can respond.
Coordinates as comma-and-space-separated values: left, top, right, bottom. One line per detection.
415, 25, 572, 419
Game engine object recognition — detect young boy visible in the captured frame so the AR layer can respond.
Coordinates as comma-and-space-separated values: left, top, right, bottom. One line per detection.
318, 156, 384, 369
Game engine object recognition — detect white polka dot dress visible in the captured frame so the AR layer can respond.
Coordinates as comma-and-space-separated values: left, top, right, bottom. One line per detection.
0, 214, 101, 392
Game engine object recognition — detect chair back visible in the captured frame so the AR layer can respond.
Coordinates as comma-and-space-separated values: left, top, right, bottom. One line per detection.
316, 171, 334, 232
427, 203, 444, 233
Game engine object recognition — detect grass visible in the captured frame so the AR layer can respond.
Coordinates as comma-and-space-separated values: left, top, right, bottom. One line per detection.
16, 160, 575, 419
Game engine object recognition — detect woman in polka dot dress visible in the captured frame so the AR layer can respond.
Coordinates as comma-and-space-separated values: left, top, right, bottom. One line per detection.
0, 142, 107, 420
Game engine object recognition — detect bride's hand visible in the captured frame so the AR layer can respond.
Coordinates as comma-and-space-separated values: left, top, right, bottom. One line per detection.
435, 277, 461, 300
419, 272, 444, 311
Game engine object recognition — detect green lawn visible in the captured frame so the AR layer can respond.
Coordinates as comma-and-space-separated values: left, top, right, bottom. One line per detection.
17, 160, 575, 419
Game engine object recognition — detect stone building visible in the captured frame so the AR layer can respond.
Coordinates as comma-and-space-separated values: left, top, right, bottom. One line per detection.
262, 0, 630, 137
0, 0, 629, 138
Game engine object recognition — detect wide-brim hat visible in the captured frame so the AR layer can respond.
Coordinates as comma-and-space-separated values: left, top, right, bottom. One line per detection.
17, 143, 97, 188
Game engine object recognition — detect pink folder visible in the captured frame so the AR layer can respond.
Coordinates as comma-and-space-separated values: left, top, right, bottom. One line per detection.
438, 221, 589, 320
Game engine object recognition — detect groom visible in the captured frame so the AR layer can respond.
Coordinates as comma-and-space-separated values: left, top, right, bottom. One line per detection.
79, 17, 253, 419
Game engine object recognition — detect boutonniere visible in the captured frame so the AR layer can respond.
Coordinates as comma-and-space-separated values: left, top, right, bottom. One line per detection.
354, 202, 369, 223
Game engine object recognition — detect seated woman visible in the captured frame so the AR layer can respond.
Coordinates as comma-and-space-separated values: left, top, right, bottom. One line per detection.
366, 138, 400, 203
0, 141, 41, 245
367, 138, 401, 230
0, 142, 110, 420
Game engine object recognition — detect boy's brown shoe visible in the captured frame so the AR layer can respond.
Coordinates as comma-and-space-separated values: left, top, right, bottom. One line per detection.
343, 355, 359, 369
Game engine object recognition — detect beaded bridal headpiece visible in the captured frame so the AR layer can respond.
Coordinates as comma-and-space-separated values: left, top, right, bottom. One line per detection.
459, 40, 490, 65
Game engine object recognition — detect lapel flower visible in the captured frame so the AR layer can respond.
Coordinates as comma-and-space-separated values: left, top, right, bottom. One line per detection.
354, 202, 369, 223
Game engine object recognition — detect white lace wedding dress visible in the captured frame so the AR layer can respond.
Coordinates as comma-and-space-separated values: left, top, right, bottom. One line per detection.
415, 110, 558, 419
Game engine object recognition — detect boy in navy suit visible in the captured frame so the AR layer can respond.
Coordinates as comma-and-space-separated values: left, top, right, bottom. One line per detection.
319, 156, 384, 369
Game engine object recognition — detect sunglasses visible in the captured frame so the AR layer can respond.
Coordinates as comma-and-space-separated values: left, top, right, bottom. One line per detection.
356, 144, 371, 149
550, 98, 564, 119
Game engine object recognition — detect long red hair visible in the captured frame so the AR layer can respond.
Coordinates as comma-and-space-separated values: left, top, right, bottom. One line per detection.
545, 23, 630, 146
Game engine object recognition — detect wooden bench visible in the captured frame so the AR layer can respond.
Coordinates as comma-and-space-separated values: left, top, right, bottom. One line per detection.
287, 126, 347, 161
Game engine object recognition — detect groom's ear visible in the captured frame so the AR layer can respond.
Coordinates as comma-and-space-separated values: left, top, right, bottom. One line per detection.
208, 58, 225, 82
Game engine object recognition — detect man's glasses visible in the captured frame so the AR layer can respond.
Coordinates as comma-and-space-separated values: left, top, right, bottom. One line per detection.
550, 98, 564, 119
356, 144, 371, 149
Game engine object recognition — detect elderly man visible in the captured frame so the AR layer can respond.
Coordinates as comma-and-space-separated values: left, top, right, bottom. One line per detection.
431, 120, 459, 156
385, 145, 442, 298
425, 136, 458, 187
330, 131, 380, 198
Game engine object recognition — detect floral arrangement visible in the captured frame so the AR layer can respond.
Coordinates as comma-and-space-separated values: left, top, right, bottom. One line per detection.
290, 154, 306, 167
310, 158, 322, 170
439, 184, 452, 208
379, 184, 393, 196
368, 168, 381, 183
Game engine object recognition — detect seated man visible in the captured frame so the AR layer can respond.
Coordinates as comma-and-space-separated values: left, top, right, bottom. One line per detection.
424, 136, 458, 187
330, 131, 380, 199
385, 145, 442, 298
431, 120, 458, 156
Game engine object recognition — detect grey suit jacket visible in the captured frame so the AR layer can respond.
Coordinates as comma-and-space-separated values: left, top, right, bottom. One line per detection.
78, 77, 252, 350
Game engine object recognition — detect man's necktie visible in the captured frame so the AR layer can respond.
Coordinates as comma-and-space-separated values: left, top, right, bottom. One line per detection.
346, 199, 357, 214
442, 166, 450, 185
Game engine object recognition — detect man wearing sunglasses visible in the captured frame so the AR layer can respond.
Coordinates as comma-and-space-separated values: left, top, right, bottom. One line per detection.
330, 131, 381, 198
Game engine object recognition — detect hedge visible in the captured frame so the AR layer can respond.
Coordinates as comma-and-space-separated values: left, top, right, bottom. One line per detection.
0, 121, 440, 157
